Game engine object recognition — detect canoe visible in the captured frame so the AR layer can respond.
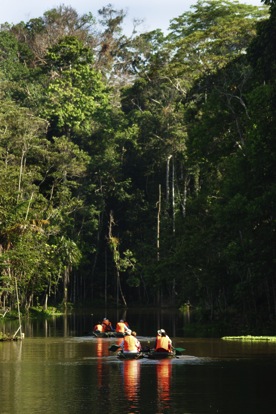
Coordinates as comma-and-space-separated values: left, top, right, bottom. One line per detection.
92, 331, 125, 338
145, 350, 176, 359
117, 351, 144, 359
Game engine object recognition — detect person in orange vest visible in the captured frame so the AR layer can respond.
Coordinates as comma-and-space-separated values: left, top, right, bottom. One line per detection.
102, 317, 114, 332
155, 329, 172, 352
131, 331, 141, 351
93, 322, 103, 333
161, 329, 172, 347
116, 319, 130, 334
119, 331, 141, 354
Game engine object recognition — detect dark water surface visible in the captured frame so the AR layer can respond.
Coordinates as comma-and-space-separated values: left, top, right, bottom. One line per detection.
1, 311, 276, 414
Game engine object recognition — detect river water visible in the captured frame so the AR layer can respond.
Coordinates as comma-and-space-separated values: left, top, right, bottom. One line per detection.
1, 310, 276, 414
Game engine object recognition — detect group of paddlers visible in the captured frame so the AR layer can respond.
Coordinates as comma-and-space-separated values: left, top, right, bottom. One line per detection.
93, 318, 131, 334
118, 327, 173, 355
93, 318, 173, 355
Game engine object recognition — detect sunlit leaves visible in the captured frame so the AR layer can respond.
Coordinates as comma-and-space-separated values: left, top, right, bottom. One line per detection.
41, 36, 111, 136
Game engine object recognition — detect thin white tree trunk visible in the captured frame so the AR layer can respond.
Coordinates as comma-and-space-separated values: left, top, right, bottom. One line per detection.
14, 278, 23, 338
166, 155, 172, 208
157, 184, 161, 261
25, 192, 34, 220
17, 149, 26, 202
172, 156, 175, 234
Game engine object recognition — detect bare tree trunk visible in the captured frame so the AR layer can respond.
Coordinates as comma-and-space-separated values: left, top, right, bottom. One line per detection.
44, 293, 48, 311
25, 192, 34, 220
171, 158, 176, 303
14, 277, 23, 338
166, 155, 172, 208
108, 211, 127, 307
172, 156, 175, 234
156, 185, 162, 305
17, 149, 26, 202
63, 266, 70, 308
181, 175, 189, 218
117, 268, 127, 307
26, 293, 33, 312
72, 270, 76, 303
105, 248, 108, 307
157, 184, 161, 262
91, 211, 103, 300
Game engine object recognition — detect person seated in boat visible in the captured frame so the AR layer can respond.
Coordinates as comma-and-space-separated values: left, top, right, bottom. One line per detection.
131, 331, 141, 351
161, 329, 172, 347
155, 329, 172, 352
102, 317, 114, 332
116, 319, 131, 334
154, 330, 161, 348
93, 322, 104, 333
119, 331, 141, 354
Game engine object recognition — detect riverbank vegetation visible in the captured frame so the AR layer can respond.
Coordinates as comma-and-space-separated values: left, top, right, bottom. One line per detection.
222, 336, 276, 341
0, 331, 22, 341
0, 1, 275, 329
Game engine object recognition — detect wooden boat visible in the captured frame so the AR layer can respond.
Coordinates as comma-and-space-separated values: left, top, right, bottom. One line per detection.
92, 331, 125, 338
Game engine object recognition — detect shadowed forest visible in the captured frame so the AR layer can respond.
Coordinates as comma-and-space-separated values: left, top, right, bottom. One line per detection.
0, 0, 275, 329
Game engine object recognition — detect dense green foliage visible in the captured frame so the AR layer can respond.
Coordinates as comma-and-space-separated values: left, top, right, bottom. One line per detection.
0, 1, 275, 328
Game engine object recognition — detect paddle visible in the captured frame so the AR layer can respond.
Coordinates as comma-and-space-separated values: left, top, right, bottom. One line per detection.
108, 344, 121, 352
173, 347, 186, 355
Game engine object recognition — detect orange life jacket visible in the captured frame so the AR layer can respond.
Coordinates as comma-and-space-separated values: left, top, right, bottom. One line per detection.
123, 335, 138, 352
116, 322, 126, 333
155, 336, 170, 351
102, 319, 112, 332
94, 324, 103, 332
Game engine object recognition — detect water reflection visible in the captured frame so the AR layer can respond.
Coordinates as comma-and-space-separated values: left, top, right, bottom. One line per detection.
96, 339, 106, 390
122, 360, 141, 399
95, 338, 110, 357
156, 359, 172, 411
1, 334, 276, 414
2, 313, 276, 414
95, 339, 142, 413
118, 357, 173, 413
94, 338, 114, 409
